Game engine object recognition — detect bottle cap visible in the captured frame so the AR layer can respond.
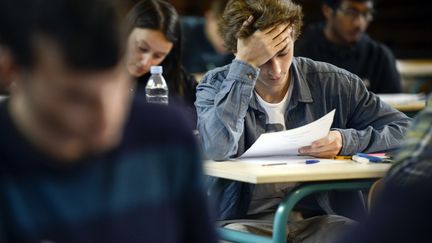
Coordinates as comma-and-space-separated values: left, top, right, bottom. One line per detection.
150, 66, 163, 74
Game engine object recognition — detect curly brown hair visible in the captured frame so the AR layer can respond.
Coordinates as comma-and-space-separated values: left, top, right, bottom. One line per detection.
219, 0, 303, 53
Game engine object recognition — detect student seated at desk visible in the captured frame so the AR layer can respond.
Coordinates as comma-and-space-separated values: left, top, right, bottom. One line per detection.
126, 0, 197, 125
294, 0, 402, 94
0, 0, 217, 242
195, 0, 411, 240
336, 95, 432, 243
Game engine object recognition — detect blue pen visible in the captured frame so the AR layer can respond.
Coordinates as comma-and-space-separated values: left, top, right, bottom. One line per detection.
355, 153, 383, 163
305, 159, 320, 164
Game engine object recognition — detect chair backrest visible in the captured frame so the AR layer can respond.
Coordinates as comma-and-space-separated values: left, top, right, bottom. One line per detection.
367, 178, 384, 213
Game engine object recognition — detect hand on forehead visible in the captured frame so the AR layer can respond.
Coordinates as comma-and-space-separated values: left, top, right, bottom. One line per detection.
245, 17, 294, 39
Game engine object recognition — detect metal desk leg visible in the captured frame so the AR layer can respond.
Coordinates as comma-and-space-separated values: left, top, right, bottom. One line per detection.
209, 178, 274, 243
217, 228, 273, 243
214, 179, 375, 243
272, 180, 375, 243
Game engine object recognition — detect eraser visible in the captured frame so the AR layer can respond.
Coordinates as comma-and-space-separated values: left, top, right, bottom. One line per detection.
352, 155, 369, 164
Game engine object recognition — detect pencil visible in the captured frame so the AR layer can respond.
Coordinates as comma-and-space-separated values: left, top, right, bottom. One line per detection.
333, 156, 352, 160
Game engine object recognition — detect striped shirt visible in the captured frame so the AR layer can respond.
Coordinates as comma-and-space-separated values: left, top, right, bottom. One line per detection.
387, 94, 432, 185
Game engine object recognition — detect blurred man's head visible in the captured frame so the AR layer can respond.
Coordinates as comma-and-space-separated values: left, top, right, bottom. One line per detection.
204, 0, 230, 54
219, 0, 303, 54
322, 0, 374, 45
0, 0, 132, 161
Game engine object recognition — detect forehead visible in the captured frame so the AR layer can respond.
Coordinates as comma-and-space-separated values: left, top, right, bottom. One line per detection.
340, 0, 374, 10
261, 23, 295, 36
129, 28, 173, 53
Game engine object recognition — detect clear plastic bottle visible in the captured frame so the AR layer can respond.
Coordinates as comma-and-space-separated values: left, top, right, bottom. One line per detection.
145, 66, 169, 105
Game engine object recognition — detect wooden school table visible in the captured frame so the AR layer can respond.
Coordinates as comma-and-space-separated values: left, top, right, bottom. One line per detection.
378, 93, 426, 117
205, 159, 391, 243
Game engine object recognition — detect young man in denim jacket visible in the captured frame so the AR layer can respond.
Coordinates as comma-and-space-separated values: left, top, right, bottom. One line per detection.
196, 0, 410, 222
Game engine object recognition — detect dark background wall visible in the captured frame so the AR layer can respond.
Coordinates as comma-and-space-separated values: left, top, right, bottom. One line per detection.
161, 0, 432, 59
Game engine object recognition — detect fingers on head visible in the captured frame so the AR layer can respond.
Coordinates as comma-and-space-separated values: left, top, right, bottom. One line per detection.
242, 15, 254, 27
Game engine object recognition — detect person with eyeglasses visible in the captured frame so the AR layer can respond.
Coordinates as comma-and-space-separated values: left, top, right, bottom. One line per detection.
295, 0, 402, 94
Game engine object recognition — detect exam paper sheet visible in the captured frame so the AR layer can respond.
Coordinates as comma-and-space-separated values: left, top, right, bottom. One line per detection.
240, 109, 335, 158
377, 93, 426, 106
235, 155, 348, 166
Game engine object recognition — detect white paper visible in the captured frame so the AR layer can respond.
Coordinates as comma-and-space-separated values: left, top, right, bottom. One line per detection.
235, 155, 347, 166
240, 109, 335, 158
235, 155, 312, 164
377, 93, 425, 106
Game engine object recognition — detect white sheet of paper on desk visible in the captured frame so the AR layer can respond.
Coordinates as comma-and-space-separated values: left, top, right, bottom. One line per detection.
237, 155, 311, 165
240, 109, 335, 158
377, 93, 425, 106
236, 155, 346, 166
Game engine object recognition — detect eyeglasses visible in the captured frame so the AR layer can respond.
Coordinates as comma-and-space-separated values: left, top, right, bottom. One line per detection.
337, 8, 375, 22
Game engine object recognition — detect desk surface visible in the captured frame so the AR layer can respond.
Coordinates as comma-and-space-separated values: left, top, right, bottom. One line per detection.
392, 101, 426, 112
397, 59, 432, 77
378, 93, 426, 112
205, 160, 391, 184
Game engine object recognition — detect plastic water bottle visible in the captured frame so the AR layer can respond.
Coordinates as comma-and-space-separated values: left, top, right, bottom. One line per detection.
145, 66, 169, 105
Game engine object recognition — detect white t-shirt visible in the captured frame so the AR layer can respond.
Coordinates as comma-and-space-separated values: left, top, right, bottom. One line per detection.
254, 80, 293, 131
248, 80, 296, 215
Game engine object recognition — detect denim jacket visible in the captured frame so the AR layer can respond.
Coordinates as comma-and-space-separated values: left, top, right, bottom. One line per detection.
196, 57, 411, 220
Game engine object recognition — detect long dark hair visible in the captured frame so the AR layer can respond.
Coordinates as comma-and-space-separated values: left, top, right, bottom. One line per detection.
127, 0, 186, 96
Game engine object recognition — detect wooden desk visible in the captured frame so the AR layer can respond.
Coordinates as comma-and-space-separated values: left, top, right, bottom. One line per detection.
391, 101, 426, 113
205, 160, 390, 184
377, 93, 426, 116
397, 60, 432, 93
397, 59, 432, 78
205, 160, 391, 243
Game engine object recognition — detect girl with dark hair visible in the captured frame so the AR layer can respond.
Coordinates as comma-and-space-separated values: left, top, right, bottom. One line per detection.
126, 0, 197, 110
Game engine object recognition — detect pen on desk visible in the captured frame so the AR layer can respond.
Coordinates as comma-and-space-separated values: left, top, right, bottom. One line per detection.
305, 159, 320, 164
262, 162, 287, 166
333, 156, 352, 160
356, 153, 383, 163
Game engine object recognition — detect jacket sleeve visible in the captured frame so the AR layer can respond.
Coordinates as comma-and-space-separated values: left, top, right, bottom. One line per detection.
334, 75, 411, 155
195, 60, 260, 160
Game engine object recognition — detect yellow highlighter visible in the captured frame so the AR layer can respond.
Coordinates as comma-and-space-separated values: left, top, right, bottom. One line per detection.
333, 156, 352, 160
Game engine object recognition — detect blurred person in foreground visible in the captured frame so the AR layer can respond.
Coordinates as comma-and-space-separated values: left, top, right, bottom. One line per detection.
295, 0, 402, 93
0, 0, 217, 242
